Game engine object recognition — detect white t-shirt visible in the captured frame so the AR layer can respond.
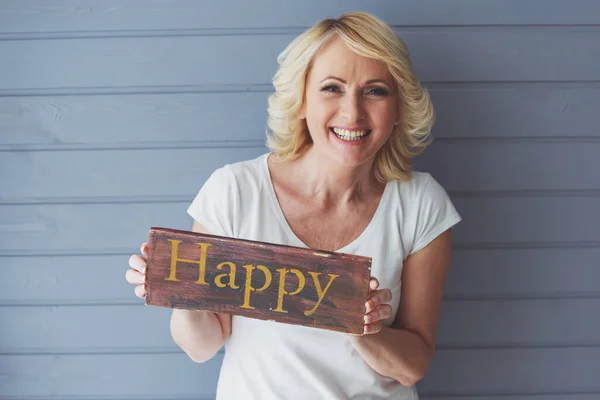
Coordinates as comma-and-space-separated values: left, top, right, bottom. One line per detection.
186, 152, 462, 400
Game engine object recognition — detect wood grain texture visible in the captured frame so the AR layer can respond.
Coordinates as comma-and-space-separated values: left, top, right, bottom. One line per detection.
3, 298, 600, 353
2, 85, 599, 148
1, 0, 598, 32
2, 197, 599, 253
419, 347, 600, 395
3, 141, 600, 201
3, 1, 600, 398
3, 348, 600, 397
0, 353, 224, 398
3, 248, 600, 305
145, 227, 371, 334
2, 29, 600, 90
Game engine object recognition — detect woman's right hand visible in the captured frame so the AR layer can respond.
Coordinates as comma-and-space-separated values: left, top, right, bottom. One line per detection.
127, 242, 148, 298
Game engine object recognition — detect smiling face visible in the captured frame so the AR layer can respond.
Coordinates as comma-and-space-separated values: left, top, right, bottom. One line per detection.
302, 35, 399, 168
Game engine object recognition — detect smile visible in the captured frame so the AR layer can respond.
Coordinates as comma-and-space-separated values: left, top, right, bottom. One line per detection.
330, 127, 372, 141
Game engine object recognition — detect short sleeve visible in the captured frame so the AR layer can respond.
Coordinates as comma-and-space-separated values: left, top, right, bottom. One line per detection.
410, 174, 462, 255
186, 166, 238, 237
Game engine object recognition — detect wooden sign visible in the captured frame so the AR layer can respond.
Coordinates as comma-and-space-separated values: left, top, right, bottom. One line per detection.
144, 227, 372, 334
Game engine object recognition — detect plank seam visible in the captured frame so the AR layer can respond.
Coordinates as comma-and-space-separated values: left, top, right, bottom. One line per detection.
2, 189, 600, 205
1, 241, 599, 257
2, 136, 600, 152
1, 25, 600, 41
1, 395, 599, 400
2, 81, 600, 97
2, 343, 600, 356
2, 292, 600, 307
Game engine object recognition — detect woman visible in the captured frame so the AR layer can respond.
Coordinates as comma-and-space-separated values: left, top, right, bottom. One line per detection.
126, 11, 461, 399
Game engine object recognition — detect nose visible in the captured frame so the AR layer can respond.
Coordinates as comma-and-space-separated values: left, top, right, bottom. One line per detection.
340, 92, 364, 123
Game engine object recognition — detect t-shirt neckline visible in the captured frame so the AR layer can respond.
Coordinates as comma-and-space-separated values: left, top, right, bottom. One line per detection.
262, 152, 391, 253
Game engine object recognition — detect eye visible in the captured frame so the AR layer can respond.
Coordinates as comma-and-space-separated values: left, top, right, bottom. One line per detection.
320, 84, 342, 94
365, 87, 389, 97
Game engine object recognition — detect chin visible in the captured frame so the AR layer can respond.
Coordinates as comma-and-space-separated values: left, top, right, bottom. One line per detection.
324, 128, 383, 167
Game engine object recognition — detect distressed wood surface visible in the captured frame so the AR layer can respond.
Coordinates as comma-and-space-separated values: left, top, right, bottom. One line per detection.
144, 227, 372, 334
3, 29, 600, 91
2, 0, 597, 33
3, 197, 599, 253
3, 142, 600, 201
4, 298, 600, 353
3, 85, 599, 149
3, 248, 600, 305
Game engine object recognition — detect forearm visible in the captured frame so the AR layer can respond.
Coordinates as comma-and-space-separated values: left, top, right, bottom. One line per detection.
169, 309, 226, 363
349, 326, 433, 387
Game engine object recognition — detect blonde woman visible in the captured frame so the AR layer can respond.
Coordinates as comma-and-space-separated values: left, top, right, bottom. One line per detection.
127, 11, 461, 399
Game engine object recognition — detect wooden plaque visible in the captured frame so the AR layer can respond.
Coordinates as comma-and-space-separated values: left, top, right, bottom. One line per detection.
144, 227, 372, 334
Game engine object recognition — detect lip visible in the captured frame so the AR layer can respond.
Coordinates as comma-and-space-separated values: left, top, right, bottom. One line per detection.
329, 127, 371, 145
330, 126, 371, 131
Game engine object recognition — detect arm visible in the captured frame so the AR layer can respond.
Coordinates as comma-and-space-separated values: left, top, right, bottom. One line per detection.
347, 229, 452, 386
169, 220, 233, 363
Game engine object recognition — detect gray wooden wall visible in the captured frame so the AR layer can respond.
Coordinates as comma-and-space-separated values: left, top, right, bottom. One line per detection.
1, 1, 599, 399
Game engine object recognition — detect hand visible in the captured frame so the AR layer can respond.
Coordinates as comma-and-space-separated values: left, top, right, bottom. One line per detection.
126, 242, 148, 298
362, 277, 392, 335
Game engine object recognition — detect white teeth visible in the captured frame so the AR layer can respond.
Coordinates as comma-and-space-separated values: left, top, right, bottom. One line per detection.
332, 127, 369, 141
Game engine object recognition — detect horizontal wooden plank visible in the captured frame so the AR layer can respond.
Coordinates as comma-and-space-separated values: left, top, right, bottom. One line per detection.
1, 0, 598, 33
2, 298, 598, 352
419, 347, 600, 395
1, 84, 599, 147
0, 92, 271, 145
445, 248, 600, 299
2, 141, 600, 200
437, 298, 600, 347
0, 353, 223, 398
2, 348, 599, 396
451, 197, 600, 245
2, 249, 599, 305
0, 197, 598, 253
144, 227, 371, 335
0, 147, 268, 200
2, 29, 600, 90
416, 141, 600, 192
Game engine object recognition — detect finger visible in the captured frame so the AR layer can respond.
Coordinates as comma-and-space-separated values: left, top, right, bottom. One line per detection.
140, 242, 148, 257
363, 321, 383, 335
126, 268, 145, 285
364, 304, 393, 324
128, 254, 147, 274
134, 284, 147, 299
365, 289, 392, 312
369, 277, 379, 291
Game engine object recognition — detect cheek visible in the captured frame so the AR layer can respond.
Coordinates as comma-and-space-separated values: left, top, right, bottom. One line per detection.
372, 103, 398, 129
306, 98, 335, 126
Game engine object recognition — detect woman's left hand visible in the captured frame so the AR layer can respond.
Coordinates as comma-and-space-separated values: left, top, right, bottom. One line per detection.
362, 277, 393, 335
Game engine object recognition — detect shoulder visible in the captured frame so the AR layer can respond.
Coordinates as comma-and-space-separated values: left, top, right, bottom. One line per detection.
224, 152, 269, 183
389, 170, 436, 202
390, 170, 461, 255
204, 152, 269, 192
186, 153, 270, 237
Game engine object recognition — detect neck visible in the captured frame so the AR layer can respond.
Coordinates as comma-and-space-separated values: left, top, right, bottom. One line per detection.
293, 146, 380, 205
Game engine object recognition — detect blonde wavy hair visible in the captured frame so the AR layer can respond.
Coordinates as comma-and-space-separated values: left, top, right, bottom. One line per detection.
266, 11, 435, 182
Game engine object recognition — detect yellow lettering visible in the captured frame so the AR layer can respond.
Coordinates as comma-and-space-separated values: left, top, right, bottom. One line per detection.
273, 268, 305, 313
214, 262, 239, 289
240, 265, 272, 309
304, 272, 339, 316
164, 240, 211, 286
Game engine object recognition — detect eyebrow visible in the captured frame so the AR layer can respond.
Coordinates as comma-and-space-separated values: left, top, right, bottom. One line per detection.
321, 76, 390, 86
